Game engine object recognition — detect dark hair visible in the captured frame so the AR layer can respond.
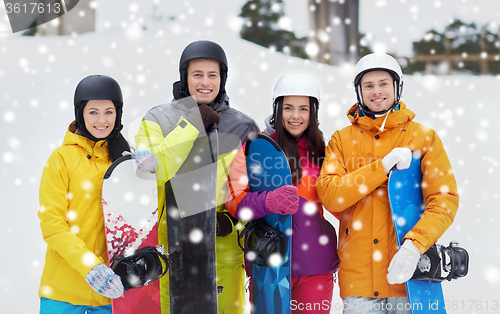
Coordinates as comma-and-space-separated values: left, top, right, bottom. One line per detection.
107, 133, 131, 162
274, 97, 325, 185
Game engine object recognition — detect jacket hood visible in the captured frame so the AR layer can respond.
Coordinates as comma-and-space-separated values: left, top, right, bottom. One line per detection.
347, 101, 415, 133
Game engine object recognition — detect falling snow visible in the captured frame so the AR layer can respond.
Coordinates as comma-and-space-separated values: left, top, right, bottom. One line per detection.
0, 0, 499, 313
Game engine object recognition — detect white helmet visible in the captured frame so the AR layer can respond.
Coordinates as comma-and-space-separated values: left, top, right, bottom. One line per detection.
353, 53, 403, 118
273, 73, 320, 103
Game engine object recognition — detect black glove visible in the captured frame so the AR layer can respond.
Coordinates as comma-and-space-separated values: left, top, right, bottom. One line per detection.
216, 212, 234, 237
198, 104, 220, 130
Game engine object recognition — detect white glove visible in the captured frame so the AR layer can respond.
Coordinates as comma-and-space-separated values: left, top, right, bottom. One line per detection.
135, 149, 158, 173
85, 263, 124, 299
387, 239, 421, 284
381, 147, 412, 174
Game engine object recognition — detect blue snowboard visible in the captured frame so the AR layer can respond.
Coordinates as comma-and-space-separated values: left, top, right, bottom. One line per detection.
245, 133, 292, 314
388, 156, 446, 314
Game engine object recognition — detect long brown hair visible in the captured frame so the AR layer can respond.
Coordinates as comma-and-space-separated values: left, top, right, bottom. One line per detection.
273, 96, 325, 185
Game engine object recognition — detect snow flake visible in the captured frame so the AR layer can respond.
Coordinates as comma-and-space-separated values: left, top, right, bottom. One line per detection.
82, 252, 97, 266
70, 225, 80, 235
303, 202, 317, 216
319, 235, 329, 245
483, 266, 500, 285
268, 253, 283, 267
38, 45, 48, 55
136, 74, 146, 84
3, 152, 14, 163
305, 43, 319, 58
7, 137, 21, 150
67, 210, 77, 221
238, 207, 253, 221
192, 183, 200, 191
352, 220, 363, 231
189, 228, 203, 243
246, 251, 256, 262
373, 250, 383, 262
372, 42, 387, 54
40, 285, 53, 297
358, 184, 368, 194
124, 192, 134, 201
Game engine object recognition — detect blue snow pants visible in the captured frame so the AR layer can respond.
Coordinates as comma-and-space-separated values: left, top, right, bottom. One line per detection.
40, 298, 112, 314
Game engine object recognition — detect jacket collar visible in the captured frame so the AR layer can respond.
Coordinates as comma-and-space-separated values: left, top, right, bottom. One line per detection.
64, 121, 109, 158
347, 101, 415, 133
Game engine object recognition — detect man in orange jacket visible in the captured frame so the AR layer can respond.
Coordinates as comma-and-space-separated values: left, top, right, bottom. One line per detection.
317, 53, 459, 313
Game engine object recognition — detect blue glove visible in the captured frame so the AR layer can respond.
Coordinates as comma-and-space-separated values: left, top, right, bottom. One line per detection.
135, 149, 158, 173
85, 263, 124, 299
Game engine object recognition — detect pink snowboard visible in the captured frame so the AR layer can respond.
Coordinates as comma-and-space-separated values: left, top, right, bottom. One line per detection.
102, 154, 161, 313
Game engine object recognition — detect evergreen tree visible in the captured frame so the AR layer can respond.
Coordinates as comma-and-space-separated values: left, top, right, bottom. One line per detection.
239, 0, 307, 58
406, 19, 500, 75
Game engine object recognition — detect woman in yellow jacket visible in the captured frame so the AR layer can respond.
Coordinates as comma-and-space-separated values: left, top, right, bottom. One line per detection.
38, 75, 130, 313
316, 53, 459, 313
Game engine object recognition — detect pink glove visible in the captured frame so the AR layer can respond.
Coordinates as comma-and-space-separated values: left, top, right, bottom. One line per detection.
265, 185, 299, 215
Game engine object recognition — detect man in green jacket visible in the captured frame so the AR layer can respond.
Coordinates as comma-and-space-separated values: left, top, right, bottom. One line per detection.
135, 40, 259, 313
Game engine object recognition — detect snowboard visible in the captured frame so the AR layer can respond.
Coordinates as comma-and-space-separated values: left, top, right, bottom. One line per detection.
245, 133, 292, 314
165, 124, 219, 313
101, 154, 161, 314
388, 156, 446, 314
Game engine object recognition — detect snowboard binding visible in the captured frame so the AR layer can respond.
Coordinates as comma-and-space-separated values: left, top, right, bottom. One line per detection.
111, 246, 170, 291
238, 218, 288, 267
412, 241, 469, 283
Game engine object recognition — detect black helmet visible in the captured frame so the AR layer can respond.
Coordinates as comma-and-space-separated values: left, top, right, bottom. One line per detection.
73, 75, 124, 141
178, 40, 228, 103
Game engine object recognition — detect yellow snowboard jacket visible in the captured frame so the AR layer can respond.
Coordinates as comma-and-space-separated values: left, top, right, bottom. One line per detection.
317, 102, 459, 299
38, 122, 112, 306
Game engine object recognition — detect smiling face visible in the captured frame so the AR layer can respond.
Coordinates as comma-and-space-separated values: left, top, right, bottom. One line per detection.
281, 95, 310, 139
187, 58, 221, 105
360, 70, 395, 113
83, 100, 116, 139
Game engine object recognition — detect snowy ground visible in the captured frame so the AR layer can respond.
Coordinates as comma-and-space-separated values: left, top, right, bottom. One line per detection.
1, 2, 500, 313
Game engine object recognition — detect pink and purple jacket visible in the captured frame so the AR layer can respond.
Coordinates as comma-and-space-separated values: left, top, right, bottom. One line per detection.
225, 132, 339, 278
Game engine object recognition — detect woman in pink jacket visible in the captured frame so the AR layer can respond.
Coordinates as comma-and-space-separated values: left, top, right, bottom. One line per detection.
226, 73, 339, 313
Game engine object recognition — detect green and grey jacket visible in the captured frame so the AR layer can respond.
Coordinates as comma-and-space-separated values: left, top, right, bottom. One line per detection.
135, 90, 259, 265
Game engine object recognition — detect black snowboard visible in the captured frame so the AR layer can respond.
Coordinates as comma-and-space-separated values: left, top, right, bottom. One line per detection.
165, 124, 218, 313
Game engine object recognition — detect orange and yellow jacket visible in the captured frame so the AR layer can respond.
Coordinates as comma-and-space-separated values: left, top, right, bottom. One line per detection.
316, 102, 458, 299
38, 122, 112, 306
